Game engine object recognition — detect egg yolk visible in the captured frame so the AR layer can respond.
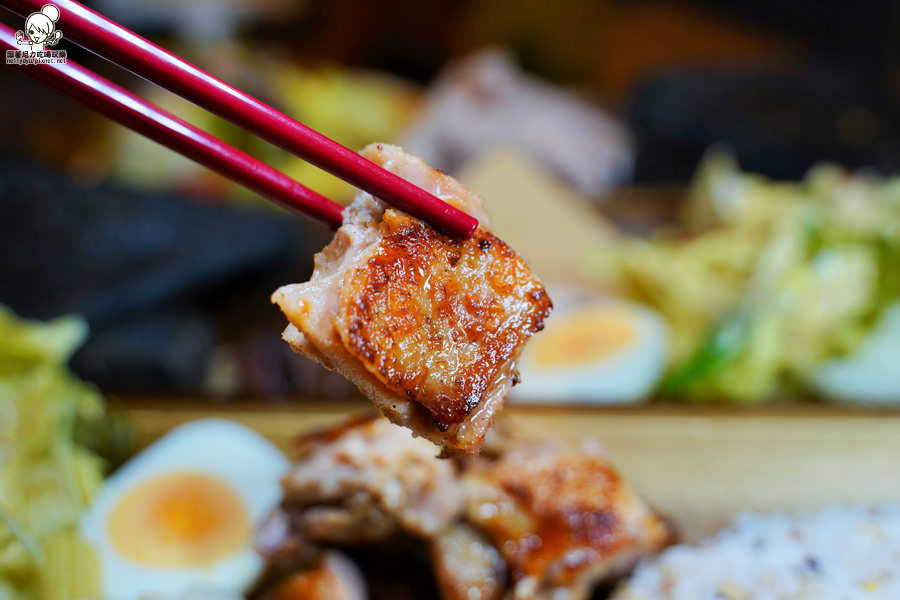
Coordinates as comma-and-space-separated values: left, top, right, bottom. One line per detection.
532, 306, 637, 368
107, 471, 249, 567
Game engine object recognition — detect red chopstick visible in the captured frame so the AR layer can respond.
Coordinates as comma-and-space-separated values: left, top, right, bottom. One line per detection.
0, 0, 478, 239
0, 23, 345, 228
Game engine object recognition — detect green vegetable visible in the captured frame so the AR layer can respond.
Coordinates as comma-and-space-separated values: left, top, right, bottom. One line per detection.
0, 306, 111, 600
601, 152, 900, 402
661, 313, 750, 397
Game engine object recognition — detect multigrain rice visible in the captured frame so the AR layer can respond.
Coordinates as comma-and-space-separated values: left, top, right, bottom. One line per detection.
614, 505, 900, 600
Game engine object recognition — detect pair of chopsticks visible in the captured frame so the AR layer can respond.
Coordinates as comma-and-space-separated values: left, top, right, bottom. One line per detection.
0, 0, 477, 239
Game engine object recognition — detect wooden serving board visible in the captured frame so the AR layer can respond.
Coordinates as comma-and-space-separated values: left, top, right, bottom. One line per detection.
120, 400, 900, 542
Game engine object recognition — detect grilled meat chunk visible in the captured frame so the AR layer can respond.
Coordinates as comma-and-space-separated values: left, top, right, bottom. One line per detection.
272, 144, 552, 454
278, 416, 463, 547
462, 441, 670, 599
259, 418, 667, 600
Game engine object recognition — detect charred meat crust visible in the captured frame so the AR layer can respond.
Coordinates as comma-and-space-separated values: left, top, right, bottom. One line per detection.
264, 418, 671, 600
337, 209, 552, 432
463, 442, 672, 589
272, 143, 552, 454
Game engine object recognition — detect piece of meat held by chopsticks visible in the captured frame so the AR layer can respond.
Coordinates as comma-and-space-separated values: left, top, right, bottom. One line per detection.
272, 144, 552, 455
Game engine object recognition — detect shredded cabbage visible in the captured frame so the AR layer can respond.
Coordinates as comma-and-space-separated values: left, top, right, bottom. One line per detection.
0, 306, 105, 599
600, 152, 900, 402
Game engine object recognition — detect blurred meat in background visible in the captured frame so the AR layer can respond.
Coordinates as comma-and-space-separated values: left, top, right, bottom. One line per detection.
402, 48, 633, 196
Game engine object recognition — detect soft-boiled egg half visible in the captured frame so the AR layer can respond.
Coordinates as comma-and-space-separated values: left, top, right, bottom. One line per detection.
512, 298, 668, 404
811, 301, 900, 405
81, 419, 290, 600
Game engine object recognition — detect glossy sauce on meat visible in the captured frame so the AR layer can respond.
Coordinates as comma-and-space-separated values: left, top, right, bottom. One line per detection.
338, 209, 551, 430
463, 442, 670, 592
272, 144, 552, 454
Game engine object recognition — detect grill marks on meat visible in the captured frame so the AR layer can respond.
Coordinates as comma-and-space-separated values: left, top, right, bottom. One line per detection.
463, 442, 670, 598
272, 143, 551, 454
337, 209, 551, 431
263, 418, 670, 600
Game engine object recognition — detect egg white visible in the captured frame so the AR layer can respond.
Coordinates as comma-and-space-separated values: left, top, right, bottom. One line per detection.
512, 298, 669, 404
80, 419, 290, 600
811, 302, 900, 405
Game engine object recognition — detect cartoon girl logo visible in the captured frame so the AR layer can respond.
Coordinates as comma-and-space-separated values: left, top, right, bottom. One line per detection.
15, 4, 63, 52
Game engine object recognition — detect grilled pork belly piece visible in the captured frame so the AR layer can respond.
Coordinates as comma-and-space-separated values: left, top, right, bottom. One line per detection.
272, 144, 552, 455
462, 441, 671, 600
277, 416, 463, 547
431, 523, 507, 600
